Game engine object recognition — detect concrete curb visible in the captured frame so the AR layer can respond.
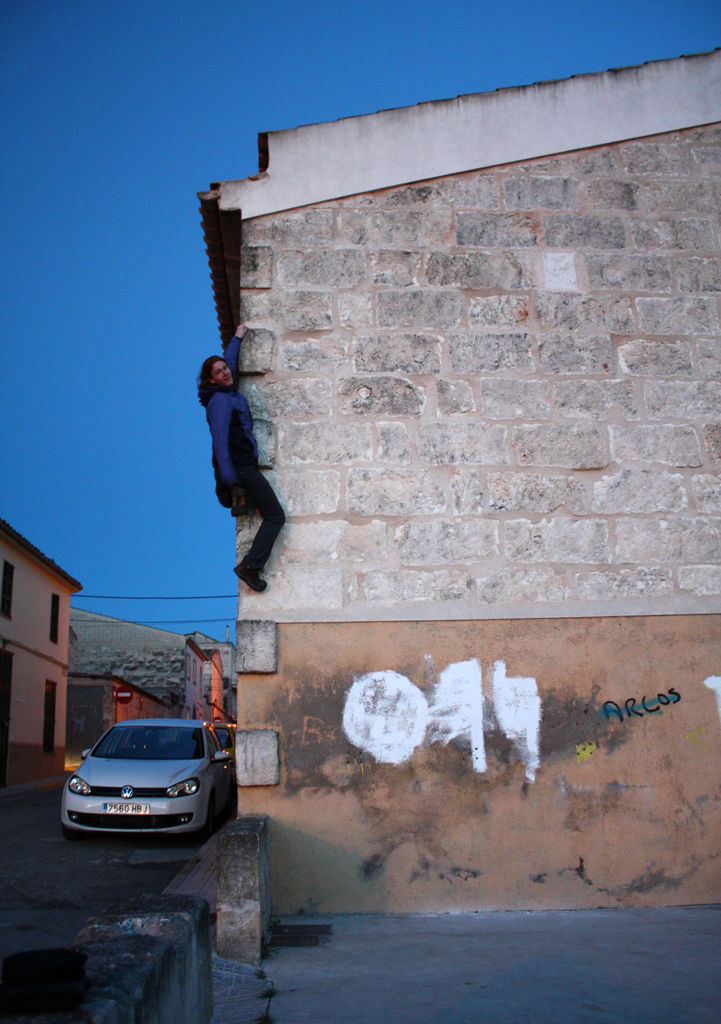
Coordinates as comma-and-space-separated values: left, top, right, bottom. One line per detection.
0, 775, 67, 803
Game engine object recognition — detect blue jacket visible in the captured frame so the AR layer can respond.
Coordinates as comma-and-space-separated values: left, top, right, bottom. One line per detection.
198, 335, 258, 488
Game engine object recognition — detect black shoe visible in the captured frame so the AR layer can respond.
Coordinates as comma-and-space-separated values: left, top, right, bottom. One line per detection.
234, 564, 267, 592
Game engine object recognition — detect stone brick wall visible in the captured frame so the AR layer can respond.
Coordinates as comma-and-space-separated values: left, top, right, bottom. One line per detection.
70, 609, 186, 704
236, 124, 721, 622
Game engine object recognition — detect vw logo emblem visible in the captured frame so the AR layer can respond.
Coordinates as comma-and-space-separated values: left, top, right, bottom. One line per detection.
120, 786, 134, 799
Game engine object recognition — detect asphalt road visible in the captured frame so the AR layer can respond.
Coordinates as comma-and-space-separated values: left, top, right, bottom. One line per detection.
0, 779, 202, 961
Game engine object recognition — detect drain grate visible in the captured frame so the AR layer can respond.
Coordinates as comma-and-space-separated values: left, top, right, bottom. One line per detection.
270, 923, 332, 947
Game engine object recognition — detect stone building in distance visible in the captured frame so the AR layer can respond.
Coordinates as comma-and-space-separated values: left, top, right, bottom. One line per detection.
70, 609, 187, 708
199, 51, 721, 914
69, 610, 236, 719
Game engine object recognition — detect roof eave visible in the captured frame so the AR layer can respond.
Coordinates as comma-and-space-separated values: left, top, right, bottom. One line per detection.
0, 518, 82, 592
218, 49, 721, 220
197, 190, 242, 348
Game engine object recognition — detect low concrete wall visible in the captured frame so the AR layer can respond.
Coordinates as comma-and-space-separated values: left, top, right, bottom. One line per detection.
216, 815, 271, 965
76, 894, 212, 1024
0, 895, 213, 1024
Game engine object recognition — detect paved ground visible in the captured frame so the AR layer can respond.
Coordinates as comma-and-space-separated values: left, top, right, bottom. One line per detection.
165, 833, 273, 1024
2, 780, 720, 1023
168, 832, 721, 1024
0, 777, 195, 963
259, 907, 721, 1024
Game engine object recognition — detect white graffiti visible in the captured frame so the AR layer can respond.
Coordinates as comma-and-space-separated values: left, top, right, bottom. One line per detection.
491, 660, 542, 782
343, 659, 542, 782
427, 659, 486, 772
704, 676, 721, 730
343, 670, 428, 764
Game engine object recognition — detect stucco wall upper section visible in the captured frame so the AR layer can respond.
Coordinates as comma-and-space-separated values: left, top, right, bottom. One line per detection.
235, 123, 721, 623
218, 51, 721, 219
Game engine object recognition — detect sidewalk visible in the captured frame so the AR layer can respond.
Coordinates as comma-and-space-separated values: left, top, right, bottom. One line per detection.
166, 828, 721, 1024
0, 775, 67, 803
164, 832, 274, 1024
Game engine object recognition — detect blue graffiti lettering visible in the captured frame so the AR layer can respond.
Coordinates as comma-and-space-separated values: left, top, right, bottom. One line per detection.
603, 688, 681, 722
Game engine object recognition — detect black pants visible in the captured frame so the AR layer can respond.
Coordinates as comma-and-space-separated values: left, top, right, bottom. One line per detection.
235, 465, 285, 570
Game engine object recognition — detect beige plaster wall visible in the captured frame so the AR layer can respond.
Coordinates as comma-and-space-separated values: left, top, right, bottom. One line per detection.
1, 534, 74, 785
236, 615, 721, 913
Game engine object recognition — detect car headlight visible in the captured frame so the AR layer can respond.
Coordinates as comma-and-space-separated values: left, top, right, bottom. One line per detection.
166, 777, 200, 798
68, 775, 91, 795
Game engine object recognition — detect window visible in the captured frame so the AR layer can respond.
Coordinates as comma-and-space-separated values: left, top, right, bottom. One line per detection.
43, 681, 57, 753
1, 561, 14, 618
49, 593, 59, 643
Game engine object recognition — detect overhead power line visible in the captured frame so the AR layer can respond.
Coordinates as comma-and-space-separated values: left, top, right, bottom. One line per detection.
73, 594, 236, 600
137, 618, 235, 625
72, 615, 235, 626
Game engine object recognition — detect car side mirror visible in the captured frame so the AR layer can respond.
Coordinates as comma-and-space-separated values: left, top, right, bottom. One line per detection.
80, 749, 91, 760
213, 751, 231, 762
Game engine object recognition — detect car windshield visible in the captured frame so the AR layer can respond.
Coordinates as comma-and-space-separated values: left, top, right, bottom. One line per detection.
93, 726, 205, 760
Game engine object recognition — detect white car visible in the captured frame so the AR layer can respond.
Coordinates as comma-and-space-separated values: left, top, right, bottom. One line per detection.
61, 718, 233, 840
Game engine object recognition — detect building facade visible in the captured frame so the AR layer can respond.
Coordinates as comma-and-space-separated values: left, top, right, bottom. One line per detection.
65, 672, 173, 768
202, 649, 225, 722
0, 519, 81, 785
71, 608, 188, 709
199, 52, 721, 912
70, 609, 236, 723
184, 636, 208, 720
190, 629, 237, 720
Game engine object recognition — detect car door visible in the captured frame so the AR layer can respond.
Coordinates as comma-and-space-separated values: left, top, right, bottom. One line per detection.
205, 726, 231, 808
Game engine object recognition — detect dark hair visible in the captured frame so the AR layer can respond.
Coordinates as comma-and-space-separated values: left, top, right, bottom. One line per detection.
198, 355, 226, 389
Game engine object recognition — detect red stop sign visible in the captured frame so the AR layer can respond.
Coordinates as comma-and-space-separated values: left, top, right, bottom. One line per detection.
115, 688, 133, 704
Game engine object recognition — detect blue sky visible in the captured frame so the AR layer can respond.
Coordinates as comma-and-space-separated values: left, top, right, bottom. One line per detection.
1, 0, 719, 641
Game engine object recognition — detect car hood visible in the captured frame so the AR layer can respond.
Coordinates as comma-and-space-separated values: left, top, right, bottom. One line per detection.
71, 757, 205, 788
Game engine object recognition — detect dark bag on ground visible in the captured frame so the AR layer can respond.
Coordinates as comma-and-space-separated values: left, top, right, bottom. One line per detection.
0, 948, 88, 1011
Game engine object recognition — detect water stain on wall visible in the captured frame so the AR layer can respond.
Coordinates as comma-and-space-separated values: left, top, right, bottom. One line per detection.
239, 616, 721, 912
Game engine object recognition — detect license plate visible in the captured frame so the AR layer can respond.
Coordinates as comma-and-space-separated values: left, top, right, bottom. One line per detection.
103, 802, 150, 815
